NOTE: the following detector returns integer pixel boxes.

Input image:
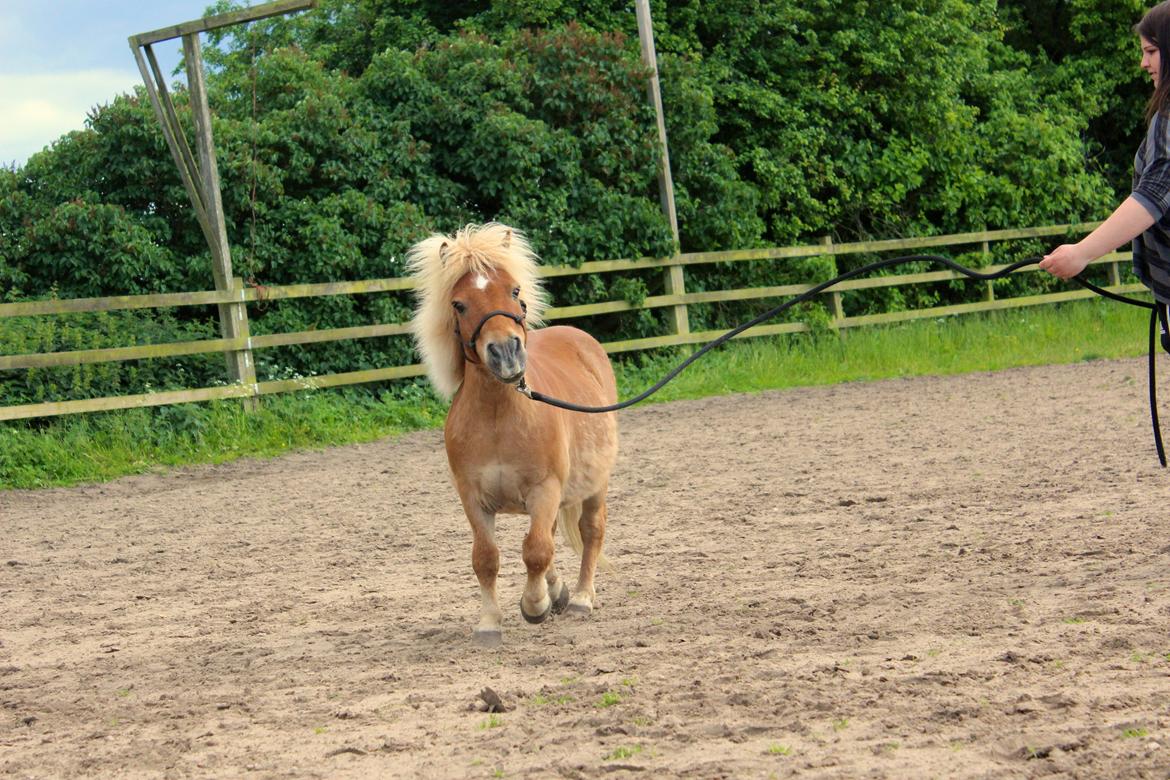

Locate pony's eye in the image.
[512,288,520,299]
[452,301,466,314]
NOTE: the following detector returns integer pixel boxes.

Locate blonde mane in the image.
[408,223,549,398]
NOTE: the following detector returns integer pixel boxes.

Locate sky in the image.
[0,1,225,167]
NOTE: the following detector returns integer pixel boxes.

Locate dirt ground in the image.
[3,357,1170,779]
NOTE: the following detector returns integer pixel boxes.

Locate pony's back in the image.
[525,325,617,408]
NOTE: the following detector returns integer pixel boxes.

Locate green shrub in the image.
[0,1,1143,406]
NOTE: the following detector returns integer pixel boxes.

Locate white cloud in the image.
[0,69,143,167]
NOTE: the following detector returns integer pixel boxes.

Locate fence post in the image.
[982,240,994,302]
[231,276,257,399]
[662,261,690,340]
[634,0,688,339]
[822,236,844,326]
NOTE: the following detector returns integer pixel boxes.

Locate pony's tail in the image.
[556,503,614,573]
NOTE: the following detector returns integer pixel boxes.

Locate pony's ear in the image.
[439,241,450,265]
[502,229,512,248]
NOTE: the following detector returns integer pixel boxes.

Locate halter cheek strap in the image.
[455,302,527,363]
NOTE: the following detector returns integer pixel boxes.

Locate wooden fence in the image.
[0,222,1145,422]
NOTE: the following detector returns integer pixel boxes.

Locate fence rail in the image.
[0,222,1144,421]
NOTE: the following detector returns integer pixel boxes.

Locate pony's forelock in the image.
[408,223,548,398]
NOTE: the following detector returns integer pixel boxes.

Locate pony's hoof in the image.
[520,596,552,624]
[566,598,593,617]
[550,581,570,614]
[473,628,502,647]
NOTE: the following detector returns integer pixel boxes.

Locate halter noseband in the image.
[455,301,527,363]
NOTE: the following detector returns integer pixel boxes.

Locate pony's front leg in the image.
[544,564,571,614]
[519,482,561,624]
[460,495,504,646]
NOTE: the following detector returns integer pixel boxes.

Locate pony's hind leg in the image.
[568,492,607,616]
[461,496,504,646]
[519,482,561,624]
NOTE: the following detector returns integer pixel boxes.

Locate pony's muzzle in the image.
[485,336,526,384]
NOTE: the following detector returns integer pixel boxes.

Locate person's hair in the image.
[1138,1,1170,122]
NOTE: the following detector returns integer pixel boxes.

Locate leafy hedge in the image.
[0,0,1145,404]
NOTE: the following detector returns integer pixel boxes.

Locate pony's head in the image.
[408,223,549,398]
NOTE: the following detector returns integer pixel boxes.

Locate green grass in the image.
[604,745,643,761]
[614,297,1149,403]
[596,691,623,708]
[0,387,446,489]
[0,298,1151,490]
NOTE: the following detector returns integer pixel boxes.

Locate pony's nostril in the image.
[510,336,521,351]
[486,343,500,359]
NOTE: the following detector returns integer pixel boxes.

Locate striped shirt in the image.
[1132,111,1170,302]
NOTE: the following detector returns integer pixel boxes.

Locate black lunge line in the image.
[514,253,1166,466]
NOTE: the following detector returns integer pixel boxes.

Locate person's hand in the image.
[1039,243,1093,280]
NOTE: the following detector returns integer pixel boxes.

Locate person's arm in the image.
[1040,196,1156,280]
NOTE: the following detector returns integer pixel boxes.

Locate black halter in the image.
[455,301,527,362]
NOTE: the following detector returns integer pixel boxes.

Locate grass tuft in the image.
[596,691,622,708]
[604,745,643,761]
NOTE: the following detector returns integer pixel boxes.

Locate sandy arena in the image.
[3,357,1170,778]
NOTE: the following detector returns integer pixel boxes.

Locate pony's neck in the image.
[460,362,526,409]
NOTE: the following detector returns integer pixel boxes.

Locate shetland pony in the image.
[408,223,619,645]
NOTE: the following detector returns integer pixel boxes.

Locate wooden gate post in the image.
[182,33,257,404]
[634,0,689,339]
[130,1,316,407]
